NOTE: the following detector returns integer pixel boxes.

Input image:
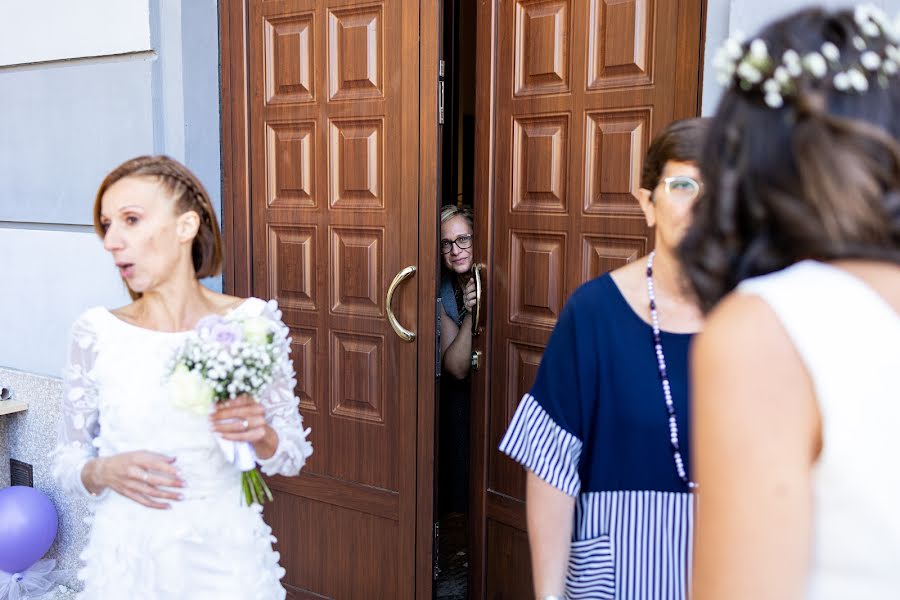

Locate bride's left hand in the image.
[210,395,269,444]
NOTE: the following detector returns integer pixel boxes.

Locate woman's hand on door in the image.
[463,278,477,312]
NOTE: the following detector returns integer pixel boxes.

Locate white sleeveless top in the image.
[738,261,900,600]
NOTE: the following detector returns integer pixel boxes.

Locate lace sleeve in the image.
[255,300,313,477]
[52,312,109,500]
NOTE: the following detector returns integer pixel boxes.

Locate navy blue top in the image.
[530,273,694,493]
[500,272,697,599]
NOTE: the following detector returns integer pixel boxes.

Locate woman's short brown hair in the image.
[93,155,224,291]
[640,118,711,191]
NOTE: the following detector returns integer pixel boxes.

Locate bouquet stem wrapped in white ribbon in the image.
[168,312,282,505]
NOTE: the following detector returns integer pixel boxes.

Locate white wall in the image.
[0,0,151,67]
[703,0,900,114]
[0,0,222,377]
[0,228,130,376]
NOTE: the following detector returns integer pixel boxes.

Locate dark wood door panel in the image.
[485,518,533,600]
[223,0,426,597]
[472,0,705,597]
[269,489,400,599]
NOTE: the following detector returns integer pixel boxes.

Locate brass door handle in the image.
[386,266,417,342]
[471,263,484,336]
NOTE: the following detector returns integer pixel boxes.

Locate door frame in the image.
[219,2,441,597]
[467,1,709,598]
[468,0,498,596]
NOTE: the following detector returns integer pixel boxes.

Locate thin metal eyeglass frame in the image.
[661,176,702,200]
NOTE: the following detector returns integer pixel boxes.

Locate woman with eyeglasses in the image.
[500,118,710,600]
[437,204,477,522]
[439,204,477,380]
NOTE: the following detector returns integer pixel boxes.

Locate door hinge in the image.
[433,520,441,580]
[436,298,443,378]
[438,60,446,125]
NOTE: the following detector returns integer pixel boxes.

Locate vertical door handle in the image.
[386,266,417,342]
[471,263,484,336]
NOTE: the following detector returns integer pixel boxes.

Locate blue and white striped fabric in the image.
[498,394,582,496]
[574,491,694,600]
[501,396,694,600]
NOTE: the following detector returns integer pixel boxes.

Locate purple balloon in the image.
[0,486,58,573]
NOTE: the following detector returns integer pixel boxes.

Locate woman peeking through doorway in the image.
[439,204,477,380]
[437,203,476,543]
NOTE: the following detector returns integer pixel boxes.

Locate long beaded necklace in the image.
[646,251,697,489]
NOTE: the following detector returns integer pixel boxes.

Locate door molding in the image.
[470,0,499,598]
[219,0,252,298]
[417,0,441,597]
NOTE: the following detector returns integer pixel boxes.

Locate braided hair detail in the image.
[93,155,224,299]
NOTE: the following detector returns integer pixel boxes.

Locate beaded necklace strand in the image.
[646,251,697,489]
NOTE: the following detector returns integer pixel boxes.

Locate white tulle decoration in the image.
[0,560,73,600]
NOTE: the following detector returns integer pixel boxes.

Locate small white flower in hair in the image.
[763,79,780,94]
[861,51,882,71]
[773,66,790,84]
[834,72,851,91]
[737,60,763,84]
[855,4,873,23]
[886,45,900,64]
[724,37,743,60]
[783,50,803,76]
[803,53,828,78]
[750,39,769,61]
[884,59,898,75]
[853,36,868,51]
[713,46,737,84]
[855,5,884,38]
[821,42,840,63]
[765,91,784,108]
[848,68,869,92]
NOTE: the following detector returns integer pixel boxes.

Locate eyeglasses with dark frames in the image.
[440,234,474,255]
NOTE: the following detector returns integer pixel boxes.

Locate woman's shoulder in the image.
[232,296,284,322]
[565,271,619,316]
[71,306,114,334]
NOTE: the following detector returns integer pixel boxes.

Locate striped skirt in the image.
[567,490,694,600]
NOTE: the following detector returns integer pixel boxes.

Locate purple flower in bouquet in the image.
[211,321,242,347]
[196,314,226,336]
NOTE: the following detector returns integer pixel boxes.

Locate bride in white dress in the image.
[52,156,313,599]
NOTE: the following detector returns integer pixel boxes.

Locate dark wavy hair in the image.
[679,7,900,312]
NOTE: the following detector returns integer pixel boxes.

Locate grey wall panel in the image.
[182,0,222,223]
[0,58,155,225]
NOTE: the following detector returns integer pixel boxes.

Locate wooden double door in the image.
[221,0,704,597]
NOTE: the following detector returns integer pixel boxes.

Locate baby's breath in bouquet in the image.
[168,312,283,505]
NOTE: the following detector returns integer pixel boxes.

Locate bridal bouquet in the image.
[167,311,281,505]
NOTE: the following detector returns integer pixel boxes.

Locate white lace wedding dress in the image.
[52,298,313,600]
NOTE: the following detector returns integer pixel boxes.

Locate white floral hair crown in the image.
[714,4,900,108]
